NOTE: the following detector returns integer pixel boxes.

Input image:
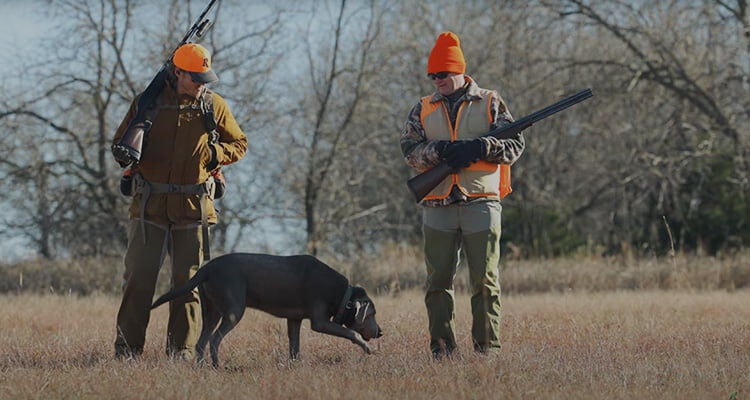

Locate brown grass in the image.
[0,290,747,399]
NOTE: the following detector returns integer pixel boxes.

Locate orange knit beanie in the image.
[427,31,466,74]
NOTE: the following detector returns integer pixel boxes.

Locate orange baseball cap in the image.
[427,32,466,75]
[173,43,218,83]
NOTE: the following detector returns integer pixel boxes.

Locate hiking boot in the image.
[114,346,142,361]
[168,349,195,362]
[431,343,457,361]
[474,343,501,357]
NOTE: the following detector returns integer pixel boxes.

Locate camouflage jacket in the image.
[400,76,525,206]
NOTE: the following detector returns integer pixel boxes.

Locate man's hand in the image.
[443,138,486,169]
[434,140,460,159]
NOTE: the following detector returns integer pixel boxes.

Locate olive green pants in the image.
[114,220,203,358]
[423,200,502,354]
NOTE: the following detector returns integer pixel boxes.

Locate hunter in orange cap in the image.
[112,40,246,361]
[400,31,525,359]
[173,43,219,84]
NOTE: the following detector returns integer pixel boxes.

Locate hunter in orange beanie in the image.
[401,31,526,360]
[427,31,466,74]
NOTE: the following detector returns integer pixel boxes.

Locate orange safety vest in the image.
[420,92,512,200]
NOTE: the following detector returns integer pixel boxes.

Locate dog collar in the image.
[333,285,353,324]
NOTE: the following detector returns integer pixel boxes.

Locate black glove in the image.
[434,140,460,159]
[443,139,486,169]
[119,169,134,196]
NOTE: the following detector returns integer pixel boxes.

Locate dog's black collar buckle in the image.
[333,285,353,324]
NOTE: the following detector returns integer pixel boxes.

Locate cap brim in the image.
[189,70,218,84]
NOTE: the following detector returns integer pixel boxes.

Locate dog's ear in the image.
[351,286,367,298]
[353,300,371,325]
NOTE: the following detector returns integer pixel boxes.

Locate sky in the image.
[0,1,49,78]
[0,2,47,46]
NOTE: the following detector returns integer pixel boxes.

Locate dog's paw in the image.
[351,333,372,354]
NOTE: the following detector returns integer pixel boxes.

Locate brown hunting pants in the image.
[114,220,203,358]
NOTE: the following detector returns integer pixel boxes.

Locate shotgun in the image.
[112,0,218,167]
[406,88,594,202]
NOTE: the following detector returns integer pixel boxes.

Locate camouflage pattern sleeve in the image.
[481,91,525,165]
[400,101,445,172]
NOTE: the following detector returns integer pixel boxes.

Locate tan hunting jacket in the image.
[112,84,247,226]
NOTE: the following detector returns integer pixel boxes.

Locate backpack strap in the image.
[200,89,226,199]
[200,89,218,143]
[198,89,221,260]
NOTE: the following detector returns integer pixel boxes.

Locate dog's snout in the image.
[357,318,382,341]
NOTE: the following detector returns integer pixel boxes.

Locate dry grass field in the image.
[0,289,747,399]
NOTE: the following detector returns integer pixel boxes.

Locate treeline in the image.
[0,0,747,263]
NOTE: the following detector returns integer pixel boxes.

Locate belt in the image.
[132,174,216,261]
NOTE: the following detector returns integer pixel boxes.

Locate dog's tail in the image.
[151,264,211,309]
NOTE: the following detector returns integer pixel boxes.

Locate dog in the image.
[151,253,383,367]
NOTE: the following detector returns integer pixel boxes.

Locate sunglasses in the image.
[176,69,201,84]
[428,71,452,80]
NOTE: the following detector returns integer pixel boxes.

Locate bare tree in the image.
[0,0,141,258]
[275,0,392,256]
[1,0,747,262]
[534,0,749,254]
[0,0,288,259]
